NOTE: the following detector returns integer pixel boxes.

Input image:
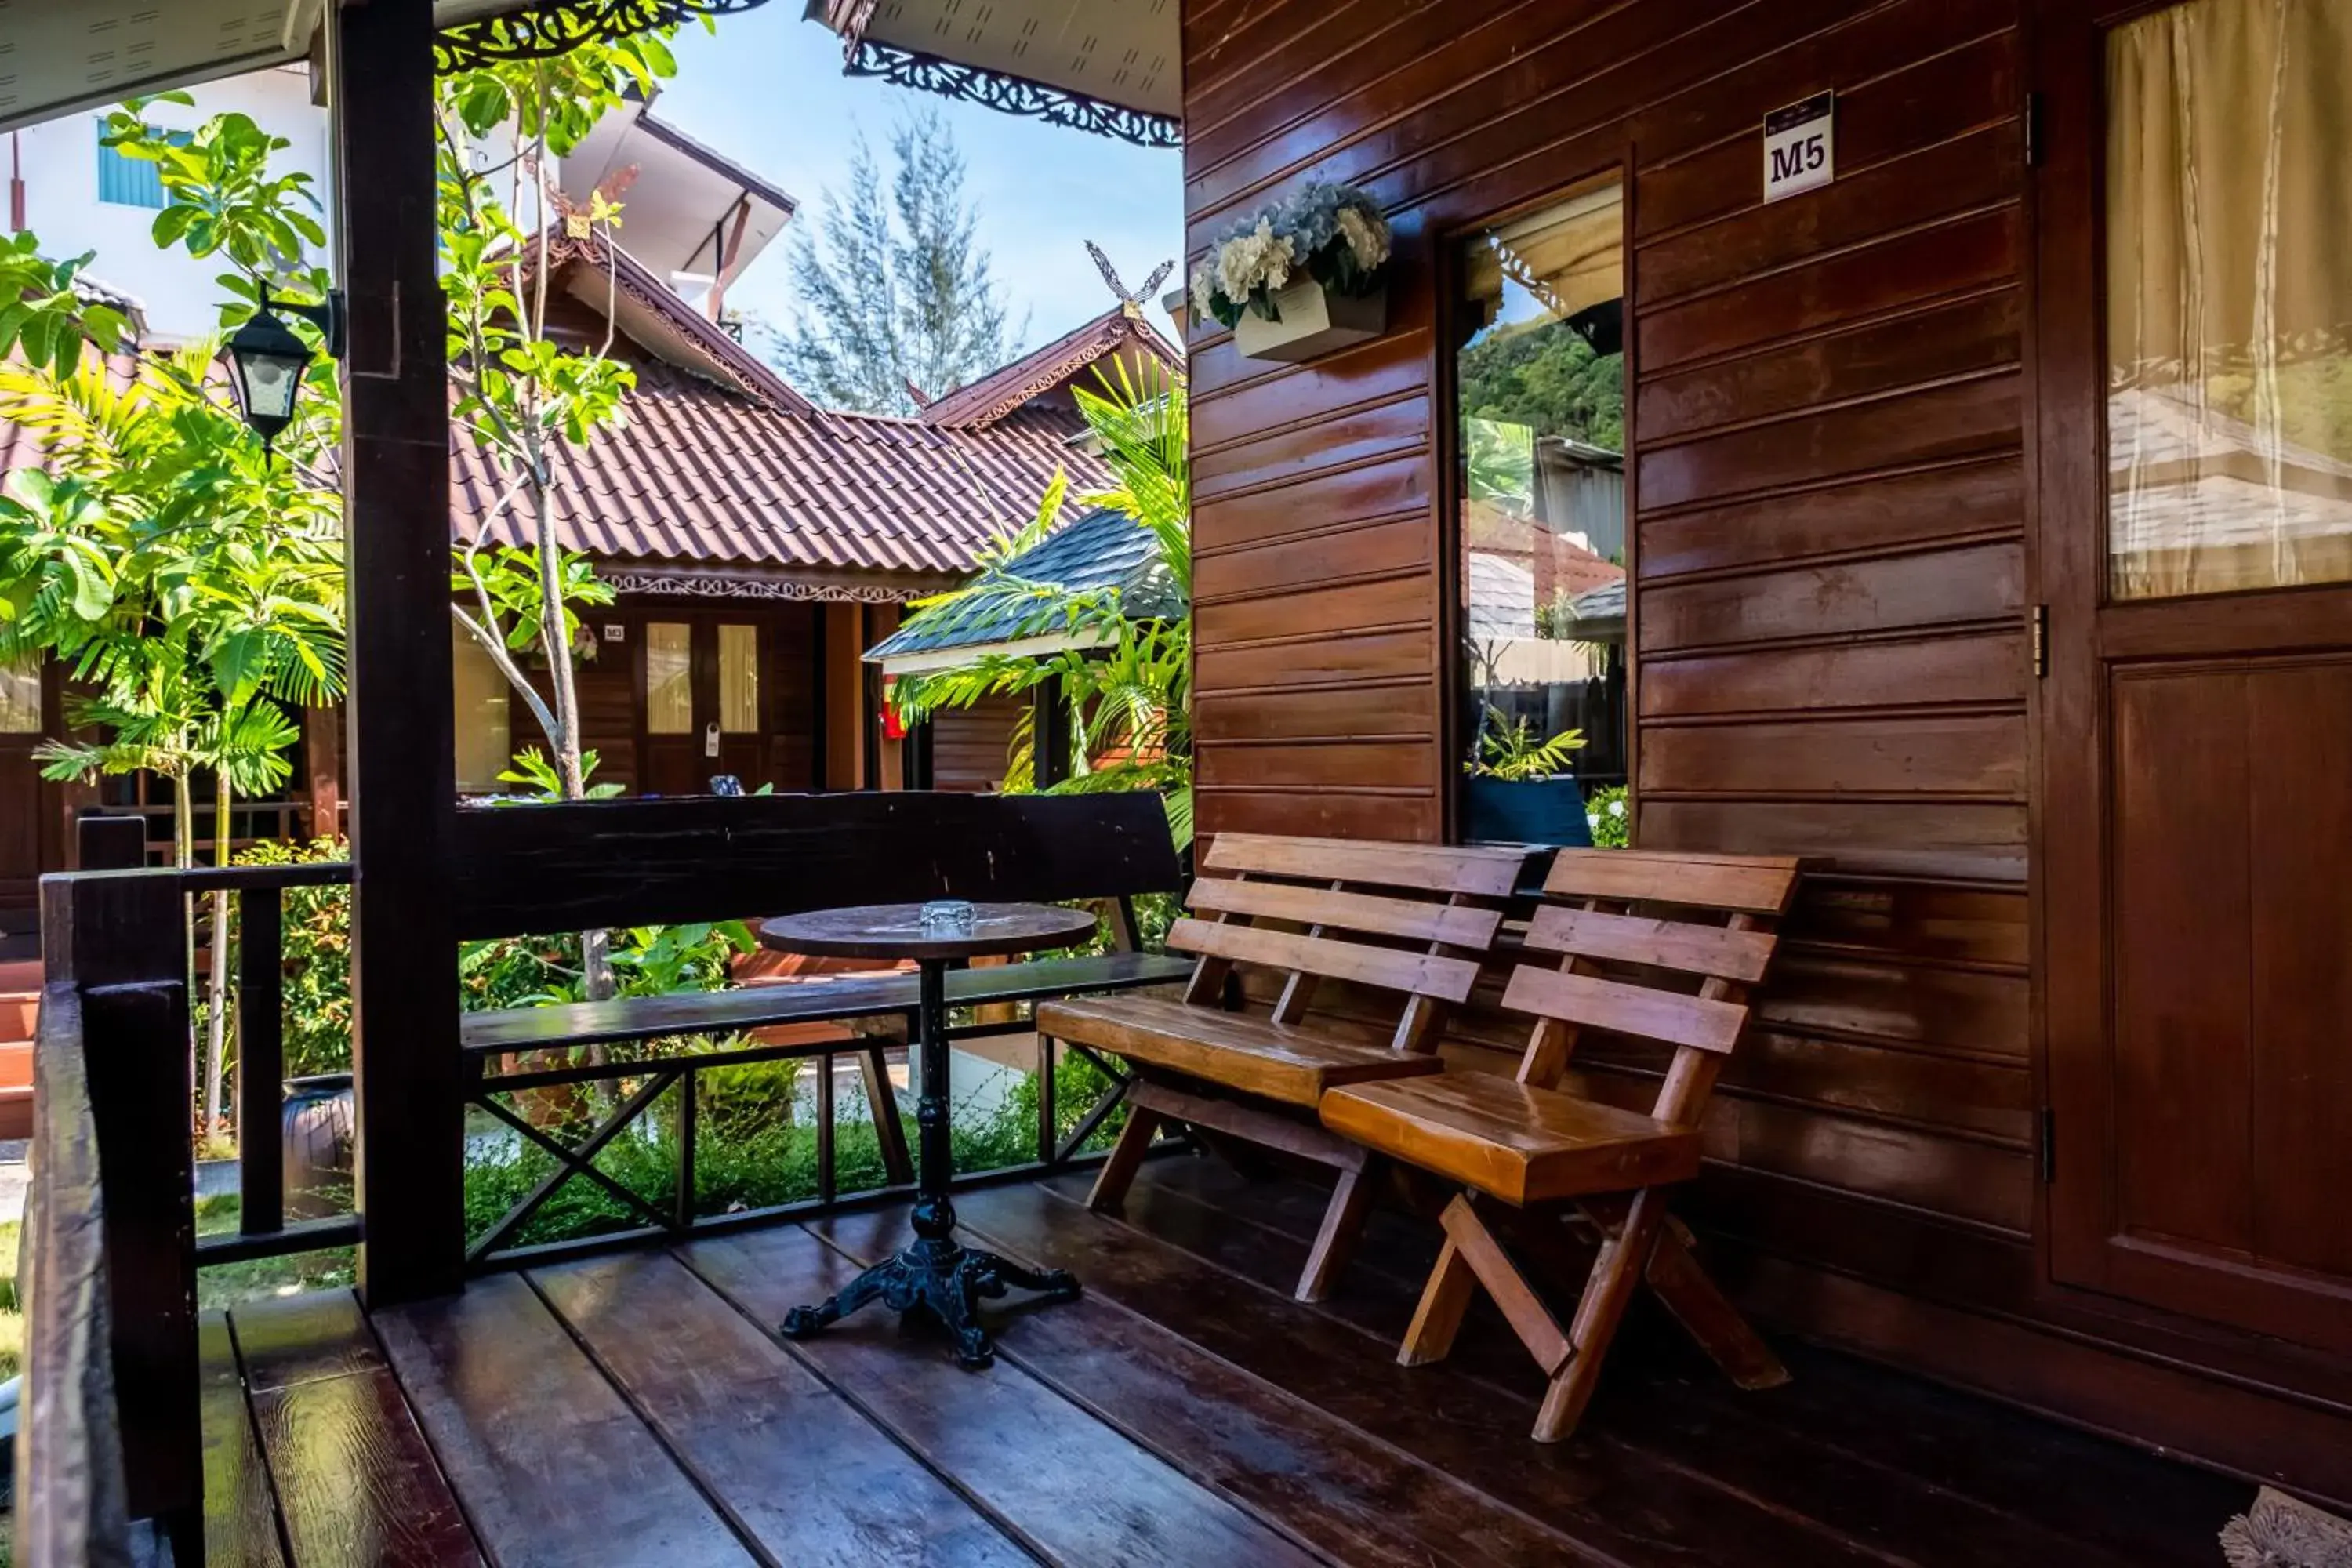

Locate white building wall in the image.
[9,66,333,347]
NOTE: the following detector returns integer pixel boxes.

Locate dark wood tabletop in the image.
[759,902,1099,962]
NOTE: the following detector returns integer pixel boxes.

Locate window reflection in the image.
[1455,183,1628,843]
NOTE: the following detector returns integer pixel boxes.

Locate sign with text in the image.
[1763,93,1835,202]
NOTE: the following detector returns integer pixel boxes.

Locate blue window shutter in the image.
[95,123,165,209]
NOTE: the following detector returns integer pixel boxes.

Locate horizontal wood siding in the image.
[931,696,1023,793]
[1181,0,2352,1486]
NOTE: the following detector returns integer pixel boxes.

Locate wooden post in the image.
[823,604,864,789]
[41,869,199,1550]
[305,703,343,840]
[76,811,148,873]
[1034,672,1073,787]
[328,0,465,1306]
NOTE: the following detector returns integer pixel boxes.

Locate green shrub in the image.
[1585,784,1630,848]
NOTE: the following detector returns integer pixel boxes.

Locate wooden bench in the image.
[454,791,1190,1197]
[1037,833,1533,1302]
[1319,848,1802,1443]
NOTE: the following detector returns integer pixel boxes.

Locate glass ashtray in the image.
[919,898,978,933]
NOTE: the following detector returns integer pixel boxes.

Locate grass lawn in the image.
[0,1218,19,1382]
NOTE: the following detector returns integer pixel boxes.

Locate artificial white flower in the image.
[1218,218,1296,303]
[1334,205,1391,270]
[1189,258,1220,321]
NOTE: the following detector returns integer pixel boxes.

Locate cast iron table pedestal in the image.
[757,901,1097,1368]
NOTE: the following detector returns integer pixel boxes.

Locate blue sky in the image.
[659,9,1186,357]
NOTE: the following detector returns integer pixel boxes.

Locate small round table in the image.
[758,901,1098,1367]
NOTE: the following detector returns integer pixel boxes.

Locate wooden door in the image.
[0,657,48,931]
[2037,0,2352,1351]
[638,617,765,797]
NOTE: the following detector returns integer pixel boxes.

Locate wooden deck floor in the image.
[200,1159,2253,1566]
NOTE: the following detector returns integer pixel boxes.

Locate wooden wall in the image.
[929,696,1024,793]
[1182,0,2352,1499]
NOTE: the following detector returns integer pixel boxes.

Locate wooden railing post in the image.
[237,886,285,1237]
[75,812,148,873]
[328,0,464,1306]
[39,868,199,1553]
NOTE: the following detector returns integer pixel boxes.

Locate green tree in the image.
[1458,317,1624,453]
[436,31,708,1000]
[767,107,1021,415]
[0,342,343,1134]
[47,101,348,1134]
[891,361,1192,848]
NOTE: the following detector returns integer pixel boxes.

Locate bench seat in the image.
[1320,1073,1700,1207]
[463,950,1195,1056]
[1039,993,1446,1108]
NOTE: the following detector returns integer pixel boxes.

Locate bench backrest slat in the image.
[1507,848,1804,1130]
[1541,848,1802,916]
[1169,917,1485,1004]
[1206,833,1527,899]
[1524,906,1777,983]
[1188,877,1505,949]
[1178,835,1528,1051]
[1501,966,1748,1054]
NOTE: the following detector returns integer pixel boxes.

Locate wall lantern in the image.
[223,285,345,450]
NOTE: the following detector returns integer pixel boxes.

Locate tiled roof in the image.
[457,366,1108,575]
[865,503,1180,663]
[918,305,1179,430]
[456,235,1112,575]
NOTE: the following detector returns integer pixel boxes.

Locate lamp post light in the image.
[223,285,344,451]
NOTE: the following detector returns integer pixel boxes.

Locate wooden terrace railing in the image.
[20,791,1187,1557]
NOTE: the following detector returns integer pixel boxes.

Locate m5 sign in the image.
[1763,93,1835,202]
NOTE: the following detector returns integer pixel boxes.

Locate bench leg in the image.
[1577,1199,1790,1391]
[1295,1155,1377,1304]
[1399,1235,1479,1367]
[1087,1105,1163,1215]
[859,1044,913,1188]
[1536,1186,1671,1443]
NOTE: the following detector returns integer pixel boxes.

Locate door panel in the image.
[641,620,701,797]
[2109,666,2252,1254]
[2248,660,2352,1278]
[713,622,764,785]
[2038,0,2352,1352]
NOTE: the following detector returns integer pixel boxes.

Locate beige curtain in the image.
[2106,0,2352,598]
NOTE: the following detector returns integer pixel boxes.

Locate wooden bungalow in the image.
[5,0,2350,1563]
[814,0,2352,1509]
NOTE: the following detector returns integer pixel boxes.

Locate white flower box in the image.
[1232,278,1386,364]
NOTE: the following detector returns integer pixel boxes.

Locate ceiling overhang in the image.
[0,0,774,136]
[805,0,1180,149]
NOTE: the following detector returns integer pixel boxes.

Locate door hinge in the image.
[2024,92,2043,167]
[2030,604,2049,679]
[2040,1107,2056,1183]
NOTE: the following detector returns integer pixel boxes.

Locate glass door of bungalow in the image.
[641,617,764,796]
[2038,0,2352,1350]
